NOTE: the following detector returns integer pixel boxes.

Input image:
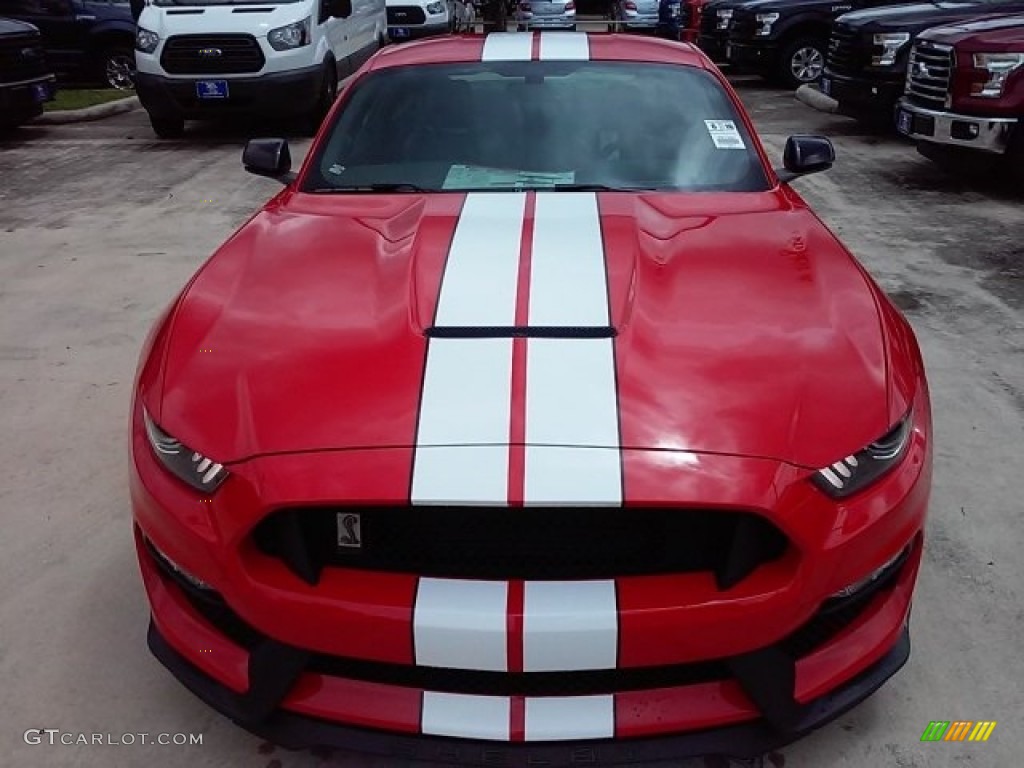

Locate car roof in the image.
[365,32,712,71]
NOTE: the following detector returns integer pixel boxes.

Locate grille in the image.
[825,22,861,76]
[253,505,789,588]
[0,36,48,84]
[698,5,721,34]
[905,40,953,109]
[387,5,427,23]
[160,34,265,75]
[727,9,756,40]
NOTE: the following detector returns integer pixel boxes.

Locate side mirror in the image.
[777,135,835,183]
[327,0,352,18]
[242,138,295,184]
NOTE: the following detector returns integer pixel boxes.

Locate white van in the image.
[134,0,386,137]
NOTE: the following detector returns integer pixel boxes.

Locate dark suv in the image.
[0,16,55,128]
[0,0,135,89]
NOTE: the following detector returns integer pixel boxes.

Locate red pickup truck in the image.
[896,14,1024,181]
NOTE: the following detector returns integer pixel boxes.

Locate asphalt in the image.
[0,74,1021,768]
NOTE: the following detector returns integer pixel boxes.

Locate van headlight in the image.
[812,412,913,498]
[143,409,228,492]
[426,1,445,12]
[268,16,312,50]
[135,27,159,54]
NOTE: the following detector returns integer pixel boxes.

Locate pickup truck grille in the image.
[0,35,48,84]
[387,5,427,23]
[905,40,952,109]
[727,8,756,39]
[160,34,265,75]
[825,22,861,76]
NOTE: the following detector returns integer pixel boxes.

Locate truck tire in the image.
[149,114,185,139]
[1008,127,1024,187]
[101,44,137,90]
[776,36,826,90]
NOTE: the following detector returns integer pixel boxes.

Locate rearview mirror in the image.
[777,135,835,183]
[327,0,352,18]
[242,138,295,185]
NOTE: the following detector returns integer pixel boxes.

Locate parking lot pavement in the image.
[1,79,1021,768]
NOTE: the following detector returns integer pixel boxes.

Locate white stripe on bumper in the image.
[525,695,615,740]
[414,578,509,670]
[522,580,618,671]
[421,692,511,740]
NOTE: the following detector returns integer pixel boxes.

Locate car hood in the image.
[731,0,832,13]
[140,2,310,36]
[152,189,892,469]
[837,1,1023,31]
[918,12,1024,45]
[0,16,40,35]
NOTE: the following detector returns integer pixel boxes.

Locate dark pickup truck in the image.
[896,14,1024,180]
[0,16,55,129]
[820,0,1024,121]
[723,0,917,88]
[0,0,135,89]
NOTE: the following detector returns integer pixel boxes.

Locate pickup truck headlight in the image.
[143,409,228,492]
[871,32,909,67]
[754,12,778,36]
[135,27,159,54]
[268,16,312,50]
[716,8,732,29]
[426,1,445,12]
[971,52,1024,98]
[812,412,913,499]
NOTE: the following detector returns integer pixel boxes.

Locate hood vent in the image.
[425,325,616,339]
[167,9,205,13]
[231,6,275,11]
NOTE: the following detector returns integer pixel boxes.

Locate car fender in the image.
[772,14,830,44]
[86,19,136,54]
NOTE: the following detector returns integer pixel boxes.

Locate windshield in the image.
[303,61,770,193]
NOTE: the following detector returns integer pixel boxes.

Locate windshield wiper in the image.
[551,183,655,192]
[309,183,432,193]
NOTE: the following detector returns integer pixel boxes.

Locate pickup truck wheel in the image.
[149,115,184,139]
[777,37,825,90]
[102,45,136,90]
[1008,129,1024,186]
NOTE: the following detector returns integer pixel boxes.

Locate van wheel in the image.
[150,114,184,139]
[777,36,826,90]
[306,62,338,136]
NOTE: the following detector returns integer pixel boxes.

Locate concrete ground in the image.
[0,74,1021,768]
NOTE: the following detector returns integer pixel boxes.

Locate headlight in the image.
[812,412,912,498]
[871,32,909,67]
[268,16,311,51]
[716,8,732,29]
[143,409,228,492]
[426,1,445,12]
[135,27,159,54]
[754,12,778,36]
[971,52,1024,98]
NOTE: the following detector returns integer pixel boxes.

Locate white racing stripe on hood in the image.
[538,31,590,61]
[411,193,524,505]
[525,192,621,504]
[481,32,533,61]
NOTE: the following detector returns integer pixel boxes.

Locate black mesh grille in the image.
[0,36,48,84]
[727,9,756,40]
[825,23,861,76]
[904,41,953,109]
[252,505,789,587]
[387,5,427,23]
[160,34,265,75]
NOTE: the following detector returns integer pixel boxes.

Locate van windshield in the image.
[303,61,770,194]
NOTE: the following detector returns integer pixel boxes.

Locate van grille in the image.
[387,6,427,24]
[160,34,265,75]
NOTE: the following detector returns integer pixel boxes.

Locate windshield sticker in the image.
[704,120,746,150]
[443,165,575,190]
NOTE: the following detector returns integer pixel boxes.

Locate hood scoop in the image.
[425,325,617,339]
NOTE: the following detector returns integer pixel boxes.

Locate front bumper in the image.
[896,98,1017,154]
[696,31,728,62]
[517,14,577,28]
[725,40,777,71]
[0,74,56,126]
[134,65,322,121]
[819,69,903,120]
[388,19,450,39]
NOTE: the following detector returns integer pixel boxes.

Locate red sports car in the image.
[131,31,932,764]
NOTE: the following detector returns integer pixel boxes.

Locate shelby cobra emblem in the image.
[337,513,362,548]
